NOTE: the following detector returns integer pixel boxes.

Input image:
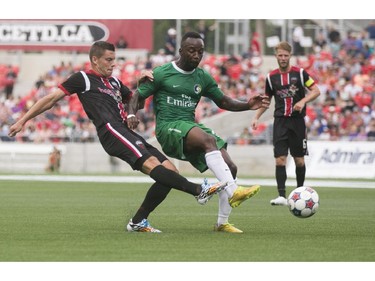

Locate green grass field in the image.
[0,179,374,262]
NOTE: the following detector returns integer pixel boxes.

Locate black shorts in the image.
[98,122,168,171]
[273,117,308,158]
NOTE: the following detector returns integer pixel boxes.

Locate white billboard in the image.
[287,141,375,179]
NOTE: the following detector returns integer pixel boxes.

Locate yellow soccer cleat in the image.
[228,185,260,208]
[214,223,243,233]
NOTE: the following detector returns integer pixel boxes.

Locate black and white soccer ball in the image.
[287,186,319,218]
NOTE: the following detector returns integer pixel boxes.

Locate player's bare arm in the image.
[127,71,153,130]
[8,90,66,137]
[127,89,144,130]
[293,84,320,113]
[251,106,268,130]
[216,93,270,112]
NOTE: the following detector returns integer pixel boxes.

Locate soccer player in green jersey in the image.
[129,31,270,233]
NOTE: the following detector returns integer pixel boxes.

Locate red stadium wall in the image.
[0,19,153,51]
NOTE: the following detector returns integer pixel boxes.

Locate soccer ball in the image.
[287,186,319,218]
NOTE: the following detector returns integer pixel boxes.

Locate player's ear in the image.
[92,56,99,65]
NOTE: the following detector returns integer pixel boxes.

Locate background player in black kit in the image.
[251,41,320,206]
[8,41,226,233]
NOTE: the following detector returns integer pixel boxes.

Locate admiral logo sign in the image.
[0,21,109,46]
[286,141,375,179]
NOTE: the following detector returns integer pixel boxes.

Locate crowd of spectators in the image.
[232,27,375,144]
[1,26,375,145]
[300,28,375,142]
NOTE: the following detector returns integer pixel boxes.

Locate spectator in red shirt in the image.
[4,65,17,99]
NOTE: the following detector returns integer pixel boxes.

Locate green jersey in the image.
[137,61,224,127]
[137,61,226,172]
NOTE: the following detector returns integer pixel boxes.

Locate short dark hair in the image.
[89,41,115,62]
[181,31,203,44]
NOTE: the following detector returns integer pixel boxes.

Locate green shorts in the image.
[156,121,227,172]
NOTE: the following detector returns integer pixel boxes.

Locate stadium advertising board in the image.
[0,19,153,51]
[287,141,375,179]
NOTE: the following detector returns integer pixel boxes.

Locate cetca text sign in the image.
[0,20,108,46]
[0,19,153,52]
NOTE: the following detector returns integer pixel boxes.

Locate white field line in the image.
[0,175,374,189]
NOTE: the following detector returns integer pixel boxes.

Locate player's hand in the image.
[126,114,140,130]
[293,100,305,113]
[137,70,154,84]
[8,122,23,137]
[251,118,258,130]
[248,93,270,110]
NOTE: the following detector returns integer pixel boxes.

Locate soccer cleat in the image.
[196,179,228,205]
[228,185,260,208]
[126,219,161,233]
[214,223,243,233]
[270,196,288,206]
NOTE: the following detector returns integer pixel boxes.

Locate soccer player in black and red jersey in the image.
[251,41,320,206]
[8,41,226,233]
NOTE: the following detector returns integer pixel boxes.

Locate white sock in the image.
[205,150,238,225]
[217,191,231,225]
[205,150,237,196]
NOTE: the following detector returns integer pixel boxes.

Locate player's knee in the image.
[202,134,218,150]
[162,160,179,173]
[137,155,160,174]
[275,156,287,166]
[294,157,305,167]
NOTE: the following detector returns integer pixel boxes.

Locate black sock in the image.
[276,165,287,197]
[149,165,200,196]
[132,182,171,224]
[296,165,306,187]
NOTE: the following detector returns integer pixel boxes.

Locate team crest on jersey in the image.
[135,140,145,149]
[194,84,202,94]
[291,77,298,84]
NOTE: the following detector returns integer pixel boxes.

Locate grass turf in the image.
[0,179,374,262]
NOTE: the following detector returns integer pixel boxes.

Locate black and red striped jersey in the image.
[265,66,315,118]
[58,69,132,130]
